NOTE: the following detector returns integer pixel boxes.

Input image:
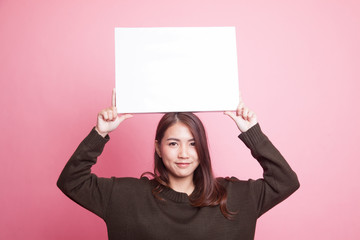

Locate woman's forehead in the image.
[163,122,194,139]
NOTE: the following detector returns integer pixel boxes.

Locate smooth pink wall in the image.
[1,0,359,239]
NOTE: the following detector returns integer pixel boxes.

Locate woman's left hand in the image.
[224,94,258,133]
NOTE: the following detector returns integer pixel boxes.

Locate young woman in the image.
[57,89,299,240]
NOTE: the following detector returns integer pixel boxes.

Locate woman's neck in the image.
[168,176,195,196]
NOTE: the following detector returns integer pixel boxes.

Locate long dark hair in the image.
[142,112,236,220]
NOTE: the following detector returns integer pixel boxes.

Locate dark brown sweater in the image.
[57,124,299,240]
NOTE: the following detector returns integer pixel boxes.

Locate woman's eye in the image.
[190,142,196,146]
[169,142,178,146]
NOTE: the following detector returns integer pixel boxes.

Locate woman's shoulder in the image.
[106,177,155,207]
[111,176,151,183]
[111,176,152,191]
[217,176,260,200]
[216,176,254,188]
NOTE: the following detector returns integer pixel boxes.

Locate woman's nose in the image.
[178,146,189,158]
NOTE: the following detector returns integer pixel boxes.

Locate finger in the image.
[103,111,109,121]
[97,112,104,121]
[236,102,244,116]
[98,110,107,120]
[237,92,245,115]
[118,114,133,122]
[224,111,237,122]
[112,88,116,107]
[123,114,133,119]
[108,110,113,121]
[248,110,254,120]
[243,108,249,120]
[112,107,118,120]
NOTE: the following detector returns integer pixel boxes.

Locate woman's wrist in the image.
[95,126,109,138]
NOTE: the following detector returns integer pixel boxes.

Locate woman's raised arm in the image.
[225,94,300,217]
[57,89,133,219]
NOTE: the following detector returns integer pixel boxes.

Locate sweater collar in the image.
[160,186,190,203]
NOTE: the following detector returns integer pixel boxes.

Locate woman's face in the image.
[156,122,200,182]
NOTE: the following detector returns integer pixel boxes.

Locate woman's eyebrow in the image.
[166,138,180,141]
[166,138,195,142]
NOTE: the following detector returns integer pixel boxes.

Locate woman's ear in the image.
[155,140,161,158]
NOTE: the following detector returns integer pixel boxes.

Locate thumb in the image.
[224,111,237,122]
[118,114,134,122]
[224,111,247,132]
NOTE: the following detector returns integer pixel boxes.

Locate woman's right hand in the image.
[224,93,258,133]
[95,88,133,137]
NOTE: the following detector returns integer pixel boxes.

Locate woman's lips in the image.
[175,162,191,168]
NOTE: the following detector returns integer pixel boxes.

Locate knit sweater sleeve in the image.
[238,123,300,218]
[57,127,114,220]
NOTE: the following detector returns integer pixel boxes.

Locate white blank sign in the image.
[115,27,239,113]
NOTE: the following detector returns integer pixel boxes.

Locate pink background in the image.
[1,0,359,239]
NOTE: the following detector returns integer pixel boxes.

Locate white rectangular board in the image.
[115,27,239,113]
